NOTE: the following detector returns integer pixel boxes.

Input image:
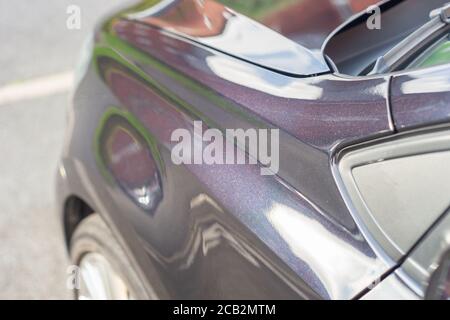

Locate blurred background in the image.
[0,0,125,299]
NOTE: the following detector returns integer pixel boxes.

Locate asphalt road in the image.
[0,0,126,299]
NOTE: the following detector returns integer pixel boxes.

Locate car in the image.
[57,0,450,300]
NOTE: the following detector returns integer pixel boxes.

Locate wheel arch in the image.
[63,195,95,249]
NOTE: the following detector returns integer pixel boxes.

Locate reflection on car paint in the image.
[95,109,164,214]
[92,48,390,298]
[60,0,404,300]
[124,0,330,76]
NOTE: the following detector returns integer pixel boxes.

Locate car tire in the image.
[69,213,147,300]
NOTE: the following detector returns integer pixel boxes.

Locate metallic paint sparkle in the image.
[56,0,450,300]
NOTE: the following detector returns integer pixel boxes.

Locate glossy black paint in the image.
[56,0,450,299]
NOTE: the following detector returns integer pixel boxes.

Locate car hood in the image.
[124,0,331,77]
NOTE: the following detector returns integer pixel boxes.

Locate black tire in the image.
[69,213,148,299]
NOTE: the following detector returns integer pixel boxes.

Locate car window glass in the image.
[409,35,450,69]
